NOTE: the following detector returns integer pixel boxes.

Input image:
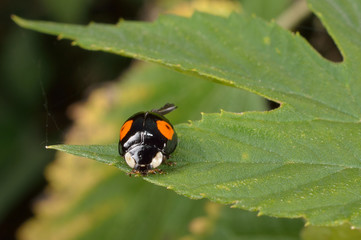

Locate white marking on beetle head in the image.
[151,152,163,168]
[124,152,136,168]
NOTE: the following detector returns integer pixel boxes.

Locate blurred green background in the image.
[1,0,142,238]
[1,0,342,239]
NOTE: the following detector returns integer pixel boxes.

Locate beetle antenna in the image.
[152,103,177,115]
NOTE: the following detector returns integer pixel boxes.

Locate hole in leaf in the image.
[295,14,343,63]
[267,100,280,110]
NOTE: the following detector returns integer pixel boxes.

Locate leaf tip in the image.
[45,144,63,151]
[57,34,64,40]
[199,193,206,198]
[11,15,26,27]
[11,14,19,21]
[257,211,264,217]
[230,200,240,208]
[116,18,125,26]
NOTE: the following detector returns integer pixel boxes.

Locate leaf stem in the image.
[276,0,311,30]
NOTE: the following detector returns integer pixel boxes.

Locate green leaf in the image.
[13,0,361,228]
[19,64,272,240]
[21,63,303,240]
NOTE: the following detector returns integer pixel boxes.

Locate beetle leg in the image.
[163,157,176,166]
[147,168,165,175]
[127,169,142,177]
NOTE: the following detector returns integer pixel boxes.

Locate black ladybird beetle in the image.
[118,103,178,176]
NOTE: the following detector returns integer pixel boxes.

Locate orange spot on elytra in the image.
[120,120,133,140]
[157,120,174,140]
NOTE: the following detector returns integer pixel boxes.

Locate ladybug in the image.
[118,103,178,176]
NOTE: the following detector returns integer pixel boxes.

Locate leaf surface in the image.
[20,63,277,240]
[13,0,361,228]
